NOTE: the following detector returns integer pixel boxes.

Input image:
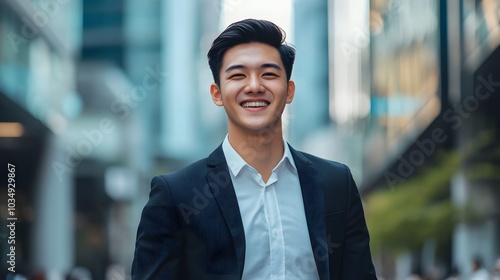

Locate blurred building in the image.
[365,0,500,278]
[0,0,81,278]
[289,0,330,147]
[290,0,500,279]
[1,0,222,279]
[75,0,223,278]
[449,0,500,278]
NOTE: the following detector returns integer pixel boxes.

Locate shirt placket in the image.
[263,178,285,280]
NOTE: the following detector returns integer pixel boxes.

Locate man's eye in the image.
[263,73,278,77]
[229,74,245,79]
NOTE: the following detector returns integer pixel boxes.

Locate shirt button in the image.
[272,228,279,237]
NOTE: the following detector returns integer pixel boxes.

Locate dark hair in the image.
[473,256,483,268]
[207,18,295,86]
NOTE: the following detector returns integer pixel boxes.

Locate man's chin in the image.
[245,122,282,136]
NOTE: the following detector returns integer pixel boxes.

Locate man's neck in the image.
[228,128,285,183]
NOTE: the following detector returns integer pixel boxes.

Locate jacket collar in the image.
[205,144,245,278]
[207,144,226,167]
[289,145,329,280]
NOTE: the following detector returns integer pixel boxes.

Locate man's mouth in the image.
[241,101,270,108]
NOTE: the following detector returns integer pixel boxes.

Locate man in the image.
[492,258,500,280]
[470,257,490,280]
[132,19,377,280]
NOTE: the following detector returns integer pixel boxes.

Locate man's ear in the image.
[286,80,295,104]
[210,83,224,106]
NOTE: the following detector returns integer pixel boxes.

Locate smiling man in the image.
[132,19,377,280]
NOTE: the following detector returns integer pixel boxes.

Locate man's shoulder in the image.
[293,148,349,173]
[292,149,355,199]
[157,156,211,183]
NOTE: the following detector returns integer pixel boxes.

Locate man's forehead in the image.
[221,43,283,69]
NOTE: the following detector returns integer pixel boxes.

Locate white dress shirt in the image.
[222,136,320,280]
[471,268,490,280]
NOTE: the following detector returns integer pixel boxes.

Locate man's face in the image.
[210,42,295,135]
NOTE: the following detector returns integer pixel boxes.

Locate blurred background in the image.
[0,0,499,279]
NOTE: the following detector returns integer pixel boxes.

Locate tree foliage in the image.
[365,151,459,254]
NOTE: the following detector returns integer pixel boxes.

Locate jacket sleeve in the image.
[340,165,378,279]
[131,176,184,279]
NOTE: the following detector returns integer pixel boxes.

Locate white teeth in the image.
[242,101,269,108]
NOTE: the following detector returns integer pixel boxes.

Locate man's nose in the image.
[244,75,264,94]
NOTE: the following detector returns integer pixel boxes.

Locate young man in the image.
[132,19,377,280]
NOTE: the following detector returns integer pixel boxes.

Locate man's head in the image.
[472,257,483,272]
[207,19,296,137]
[207,19,295,86]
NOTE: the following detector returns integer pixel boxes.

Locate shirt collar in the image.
[222,134,297,177]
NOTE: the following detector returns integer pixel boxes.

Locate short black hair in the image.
[207,18,295,86]
[473,256,483,268]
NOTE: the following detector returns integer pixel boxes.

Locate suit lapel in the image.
[206,145,246,277]
[289,145,330,280]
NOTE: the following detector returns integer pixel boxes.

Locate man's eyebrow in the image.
[260,63,282,71]
[225,63,282,73]
[225,65,246,72]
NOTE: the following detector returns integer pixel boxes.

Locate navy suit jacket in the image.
[132,144,377,279]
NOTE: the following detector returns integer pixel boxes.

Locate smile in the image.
[241,101,270,108]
